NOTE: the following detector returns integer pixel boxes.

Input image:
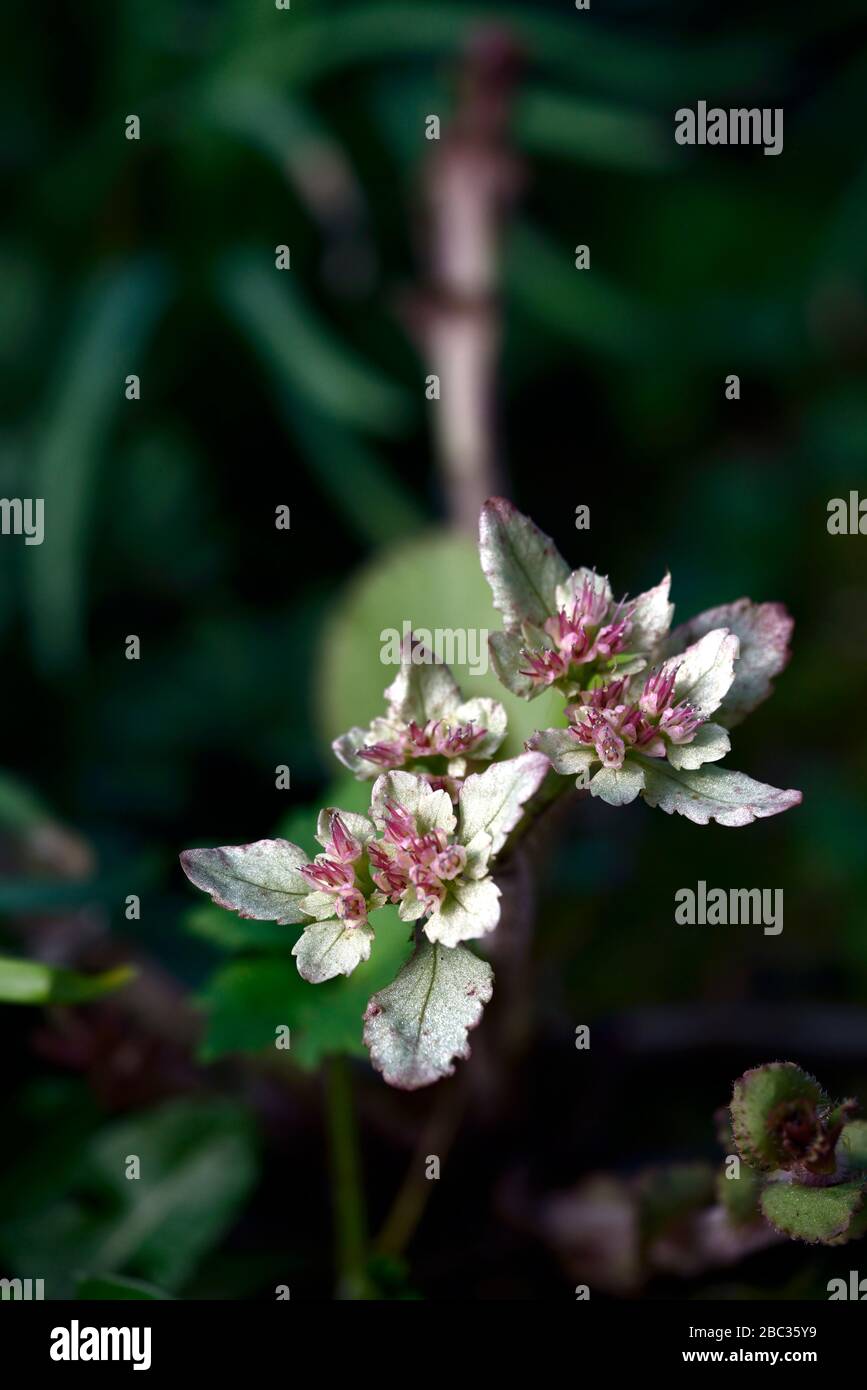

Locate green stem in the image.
[324,1055,369,1299]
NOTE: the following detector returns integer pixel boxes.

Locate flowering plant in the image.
[181,500,801,1089]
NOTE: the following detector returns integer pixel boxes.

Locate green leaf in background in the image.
[316,528,565,761]
[76,1274,173,1300]
[0,1098,257,1297]
[0,956,134,1006]
[717,1161,764,1228]
[198,905,413,1067]
[27,259,169,674]
[187,905,299,953]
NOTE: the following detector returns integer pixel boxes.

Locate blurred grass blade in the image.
[506,221,658,362]
[0,771,51,832]
[0,956,134,1006]
[228,3,780,102]
[219,250,409,434]
[517,88,674,173]
[27,260,169,674]
[284,395,424,545]
[76,1274,173,1300]
[199,79,368,225]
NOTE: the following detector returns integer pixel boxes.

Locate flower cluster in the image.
[298,812,375,928]
[520,575,636,690]
[567,666,708,769]
[333,633,506,795]
[368,800,467,910]
[181,498,802,1090]
[482,498,800,826]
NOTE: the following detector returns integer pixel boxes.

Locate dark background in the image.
[1,0,866,1299]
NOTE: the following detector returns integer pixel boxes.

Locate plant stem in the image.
[324,1055,369,1299]
[374,1079,467,1258]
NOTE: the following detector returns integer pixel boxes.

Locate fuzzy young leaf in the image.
[731,1063,826,1172]
[363,938,493,1090]
[479,497,570,629]
[180,839,311,924]
[760,1180,866,1245]
[638,760,802,827]
[666,599,793,728]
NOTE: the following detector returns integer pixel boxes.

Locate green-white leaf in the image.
[363,938,493,1090]
[180,839,310,924]
[0,956,134,1006]
[529,727,595,782]
[452,698,508,759]
[663,628,739,720]
[638,760,802,827]
[292,920,374,984]
[314,807,376,849]
[590,762,645,806]
[666,722,731,771]
[458,752,549,871]
[488,630,539,699]
[627,573,674,652]
[426,877,501,947]
[665,600,793,728]
[370,771,456,836]
[479,497,570,629]
[383,635,463,723]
